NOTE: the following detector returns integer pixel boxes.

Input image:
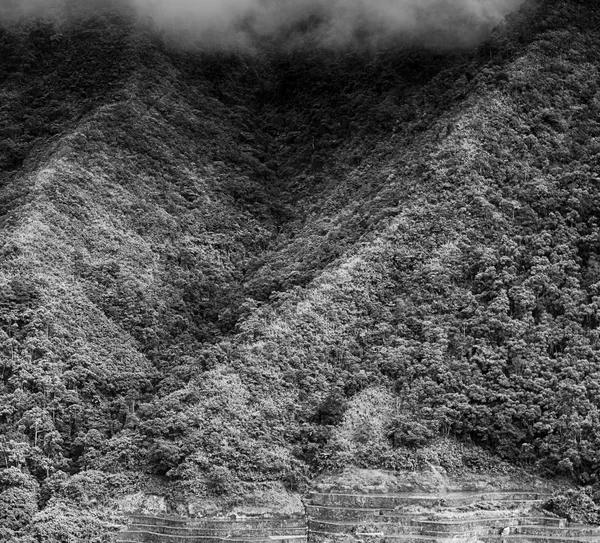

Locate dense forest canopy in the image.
[2,0,600,540]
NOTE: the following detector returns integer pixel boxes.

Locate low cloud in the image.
[130,0,525,49]
[0,0,524,49]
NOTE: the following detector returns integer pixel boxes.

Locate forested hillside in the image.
[2,0,600,540]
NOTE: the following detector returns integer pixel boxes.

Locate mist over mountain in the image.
[130,0,525,49]
[1,0,523,49]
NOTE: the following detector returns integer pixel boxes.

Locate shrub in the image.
[544,488,600,525]
[0,487,38,533]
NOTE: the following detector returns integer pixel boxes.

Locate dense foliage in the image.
[544,487,600,525]
[2,0,600,538]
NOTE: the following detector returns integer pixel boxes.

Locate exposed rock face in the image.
[118,493,169,516]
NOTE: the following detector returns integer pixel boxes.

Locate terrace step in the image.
[306,492,548,509]
[480,536,600,543]
[127,523,307,537]
[117,530,308,543]
[307,517,579,535]
[127,514,306,529]
[514,527,600,538]
[305,504,557,522]
[307,521,593,538]
[416,517,567,530]
[309,533,600,543]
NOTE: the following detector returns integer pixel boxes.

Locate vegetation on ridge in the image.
[2,0,600,539]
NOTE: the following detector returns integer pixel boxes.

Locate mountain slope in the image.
[2,0,600,540]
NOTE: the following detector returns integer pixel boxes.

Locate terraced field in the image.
[115,488,600,543]
[304,489,600,543]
